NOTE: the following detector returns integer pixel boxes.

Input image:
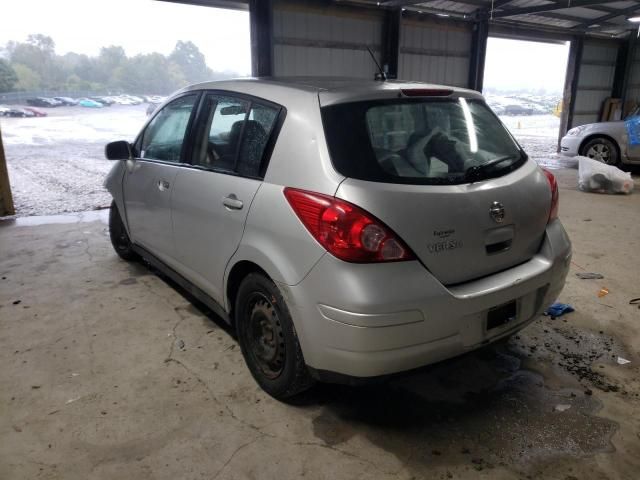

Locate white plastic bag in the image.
[577,156,634,194]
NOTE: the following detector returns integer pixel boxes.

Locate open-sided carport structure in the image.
[164,0,640,129]
[2,0,640,216]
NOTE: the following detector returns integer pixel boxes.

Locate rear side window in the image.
[322,98,524,185]
[193,94,281,178]
[141,95,197,162]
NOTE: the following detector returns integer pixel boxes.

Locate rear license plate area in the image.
[487,301,517,331]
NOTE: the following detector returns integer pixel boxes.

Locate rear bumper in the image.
[283,220,571,378]
[560,136,581,156]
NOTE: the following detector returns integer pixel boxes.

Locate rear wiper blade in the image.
[464,155,515,181]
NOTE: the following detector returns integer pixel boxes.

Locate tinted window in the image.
[237,104,280,177]
[194,96,249,171]
[141,95,196,162]
[322,98,524,185]
[193,94,280,178]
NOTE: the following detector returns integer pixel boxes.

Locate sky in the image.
[0,0,252,75]
[484,37,570,93]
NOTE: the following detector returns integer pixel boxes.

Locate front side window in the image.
[193,94,280,178]
[140,95,197,162]
[322,97,524,185]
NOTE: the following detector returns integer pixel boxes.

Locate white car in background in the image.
[560,110,640,166]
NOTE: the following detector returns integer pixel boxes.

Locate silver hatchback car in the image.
[105,78,571,399]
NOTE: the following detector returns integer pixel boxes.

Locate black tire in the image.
[108,201,138,261]
[235,273,314,399]
[580,137,619,166]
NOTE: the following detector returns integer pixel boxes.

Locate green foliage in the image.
[2,34,235,94]
[0,59,18,92]
[12,64,41,91]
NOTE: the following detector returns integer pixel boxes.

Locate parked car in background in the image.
[27,97,62,108]
[78,98,104,108]
[90,96,114,106]
[111,96,137,105]
[115,94,142,105]
[53,96,78,106]
[560,109,640,166]
[0,106,33,117]
[104,78,571,399]
[23,107,48,117]
[503,105,533,116]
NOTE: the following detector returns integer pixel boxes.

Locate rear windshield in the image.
[321,97,525,185]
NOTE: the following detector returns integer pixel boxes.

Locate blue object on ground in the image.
[625,116,640,146]
[544,303,574,318]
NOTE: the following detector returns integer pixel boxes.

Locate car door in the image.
[123,93,199,266]
[171,92,282,305]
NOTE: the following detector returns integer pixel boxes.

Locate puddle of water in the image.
[307,344,617,474]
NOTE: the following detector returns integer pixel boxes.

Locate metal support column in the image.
[613,34,637,110]
[468,20,489,92]
[249,0,273,77]
[0,126,15,217]
[558,36,584,149]
[382,8,401,79]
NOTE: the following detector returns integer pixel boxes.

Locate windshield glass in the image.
[321,98,525,185]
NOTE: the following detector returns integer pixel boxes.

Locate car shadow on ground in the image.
[135,257,617,473]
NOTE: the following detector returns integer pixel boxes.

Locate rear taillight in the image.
[283,188,415,263]
[543,169,559,222]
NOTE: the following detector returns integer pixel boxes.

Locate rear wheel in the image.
[108,201,138,261]
[581,137,619,166]
[235,273,314,399]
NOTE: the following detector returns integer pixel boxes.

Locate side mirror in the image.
[105,140,133,160]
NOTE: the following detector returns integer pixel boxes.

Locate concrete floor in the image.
[1,168,639,480]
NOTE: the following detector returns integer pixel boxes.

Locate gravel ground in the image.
[1,105,147,216]
[1,109,575,217]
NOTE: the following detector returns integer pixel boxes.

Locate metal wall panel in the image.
[626,41,640,103]
[272,2,384,78]
[572,40,618,126]
[398,18,471,87]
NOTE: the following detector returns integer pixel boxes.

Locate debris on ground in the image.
[177,339,185,350]
[554,404,571,412]
[598,288,610,298]
[577,156,634,194]
[617,357,631,365]
[544,303,575,319]
[576,272,604,280]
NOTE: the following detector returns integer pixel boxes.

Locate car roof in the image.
[180,77,484,106]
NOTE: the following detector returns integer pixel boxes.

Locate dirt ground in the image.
[1,168,639,480]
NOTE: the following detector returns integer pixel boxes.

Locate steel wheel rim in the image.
[587,143,611,163]
[246,292,285,380]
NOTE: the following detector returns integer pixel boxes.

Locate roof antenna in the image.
[366,46,387,81]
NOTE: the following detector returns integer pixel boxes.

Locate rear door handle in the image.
[157,180,170,191]
[223,194,243,210]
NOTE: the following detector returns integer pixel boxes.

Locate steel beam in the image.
[382,8,402,78]
[573,3,640,30]
[0,126,15,217]
[249,0,273,77]
[613,35,638,108]
[559,36,584,146]
[468,19,488,92]
[491,1,622,19]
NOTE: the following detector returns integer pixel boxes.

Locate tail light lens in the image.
[542,169,559,222]
[283,188,415,263]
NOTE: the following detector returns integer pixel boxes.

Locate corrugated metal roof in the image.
[356,0,640,38]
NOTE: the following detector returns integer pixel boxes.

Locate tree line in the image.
[0,34,239,94]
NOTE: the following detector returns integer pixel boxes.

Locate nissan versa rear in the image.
[105,78,571,399]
